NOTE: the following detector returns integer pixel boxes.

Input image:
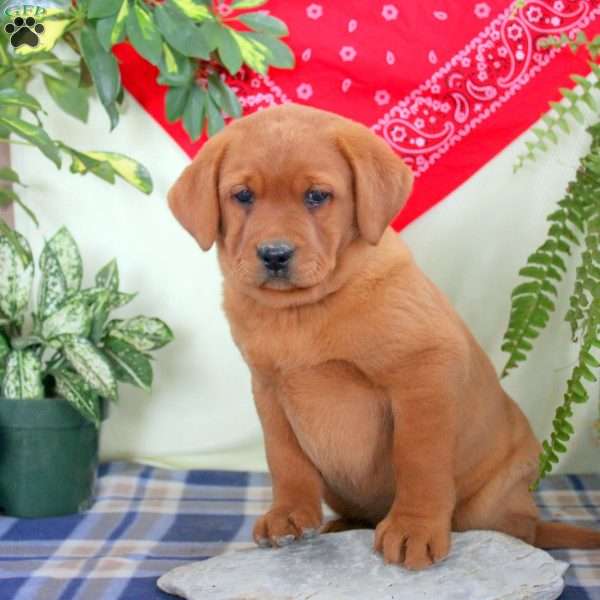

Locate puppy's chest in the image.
[233,312,341,372]
[276,361,394,504]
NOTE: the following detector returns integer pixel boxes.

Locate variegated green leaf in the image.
[112,0,130,44]
[0,232,33,324]
[246,32,294,68]
[106,316,174,351]
[183,85,207,140]
[11,335,43,350]
[0,115,61,168]
[43,73,89,123]
[78,263,124,342]
[38,228,82,319]
[71,287,110,340]
[88,0,122,19]
[54,368,101,426]
[0,333,9,385]
[89,289,111,344]
[0,88,42,115]
[1,350,43,399]
[95,258,119,290]
[0,220,31,266]
[73,287,109,307]
[84,152,153,194]
[231,0,268,8]
[41,299,91,341]
[0,37,10,66]
[207,73,242,118]
[213,24,243,75]
[158,44,193,86]
[103,336,153,391]
[40,227,82,292]
[112,291,138,309]
[126,1,163,65]
[80,24,121,129]
[154,3,210,59]
[37,253,66,320]
[231,31,269,74]
[76,287,136,311]
[171,0,212,20]
[237,12,288,36]
[94,0,129,50]
[166,84,191,122]
[0,334,9,359]
[161,42,179,74]
[61,335,118,400]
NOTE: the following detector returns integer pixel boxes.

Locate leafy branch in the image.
[0,0,294,220]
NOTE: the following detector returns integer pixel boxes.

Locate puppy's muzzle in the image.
[257,241,295,278]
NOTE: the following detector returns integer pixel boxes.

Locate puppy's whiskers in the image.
[295,258,329,287]
[232,260,258,286]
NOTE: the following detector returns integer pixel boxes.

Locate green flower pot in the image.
[0,397,106,518]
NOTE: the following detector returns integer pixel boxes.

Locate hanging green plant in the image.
[0,0,294,221]
[502,31,600,485]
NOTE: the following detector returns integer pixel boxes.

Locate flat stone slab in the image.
[157,529,568,600]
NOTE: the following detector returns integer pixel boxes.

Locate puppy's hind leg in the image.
[490,507,538,545]
[453,452,540,545]
[454,489,538,545]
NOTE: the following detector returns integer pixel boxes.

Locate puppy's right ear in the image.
[168,134,227,251]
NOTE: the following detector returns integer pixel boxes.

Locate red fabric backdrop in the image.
[116,0,600,229]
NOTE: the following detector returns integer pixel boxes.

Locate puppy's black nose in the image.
[257,242,295,272]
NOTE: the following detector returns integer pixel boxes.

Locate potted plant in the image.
[0,225,173,517]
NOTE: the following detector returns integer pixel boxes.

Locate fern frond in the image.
[535,300,600,485]
[502,124,600,377]
[565,128,600,339]
[514,31,600,172]
[539,32,600,58]
[530,125,600,484]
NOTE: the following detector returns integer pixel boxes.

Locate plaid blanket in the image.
[0,462,598,600]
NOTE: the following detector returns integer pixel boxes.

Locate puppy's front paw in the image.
[374,513,450,570]
[253,505,322,548]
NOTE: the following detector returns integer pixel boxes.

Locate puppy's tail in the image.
[535,520,600,549]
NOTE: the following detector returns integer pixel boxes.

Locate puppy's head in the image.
[169,104,413,307]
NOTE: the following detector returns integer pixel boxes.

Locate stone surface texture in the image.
[157,529,569,600]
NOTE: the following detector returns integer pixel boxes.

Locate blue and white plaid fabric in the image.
[0,462,598,600]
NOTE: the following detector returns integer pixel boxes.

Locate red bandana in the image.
[116,0,600,229]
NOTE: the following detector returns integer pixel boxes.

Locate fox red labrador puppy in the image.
[169,103,600,569]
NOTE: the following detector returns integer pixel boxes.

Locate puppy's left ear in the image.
[168,133,227,251]
[336,122,414,245]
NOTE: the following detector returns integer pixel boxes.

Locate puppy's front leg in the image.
[375,368,458,570]
[251,371,323,548]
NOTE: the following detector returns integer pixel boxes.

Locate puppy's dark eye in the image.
[304,189,331,208]
[233,188,254,205]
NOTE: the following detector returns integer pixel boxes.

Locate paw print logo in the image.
[4,16,45,49]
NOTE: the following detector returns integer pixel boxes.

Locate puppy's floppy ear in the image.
[168,134,227,251]
[336,123,414,245]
